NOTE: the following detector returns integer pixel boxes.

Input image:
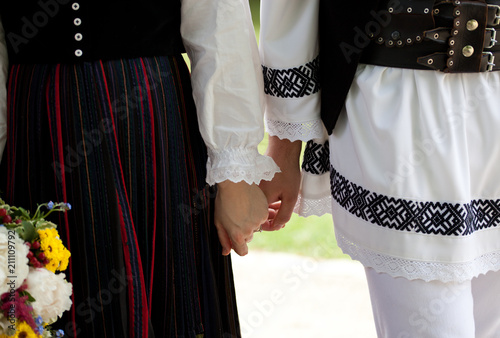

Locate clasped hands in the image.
[215,137,302,256]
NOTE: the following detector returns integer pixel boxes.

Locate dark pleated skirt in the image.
[0,55,241,338]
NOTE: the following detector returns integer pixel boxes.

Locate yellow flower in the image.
[37,229,71,273]
[13,321,40,338]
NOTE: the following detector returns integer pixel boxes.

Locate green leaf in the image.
[19,290,36,303]
[10,207,31,219]
[15,221,37,242]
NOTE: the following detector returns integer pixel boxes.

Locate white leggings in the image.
[364,268,500,338]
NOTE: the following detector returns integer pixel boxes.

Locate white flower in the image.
[0,311,13,335]
[25,267,73,323]
[0,227,30,295]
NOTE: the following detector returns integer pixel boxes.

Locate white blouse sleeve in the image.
[259,0,324,142]
[0,17,8,162]
[180,0,280,185]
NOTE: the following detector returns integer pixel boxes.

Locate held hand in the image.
[259,136,302,230]
[215,180,269,256]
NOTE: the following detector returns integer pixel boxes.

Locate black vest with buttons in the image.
[0,0,185,64]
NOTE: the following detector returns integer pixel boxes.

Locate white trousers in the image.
[365,268,500,338]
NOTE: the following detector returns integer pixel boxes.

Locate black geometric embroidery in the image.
[262,56,320,98]
[330,166,500,236]
[302,140,330,175]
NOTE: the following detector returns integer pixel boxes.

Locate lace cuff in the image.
[206,147,281,185]
[294,170,332,217]
[294,193,332,217]
[266,119,324,142]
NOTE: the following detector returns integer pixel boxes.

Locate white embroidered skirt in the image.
[327,64,500,283]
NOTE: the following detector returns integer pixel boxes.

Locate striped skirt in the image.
[0,55,240,338]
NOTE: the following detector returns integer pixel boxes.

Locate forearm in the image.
[266,135,302,169]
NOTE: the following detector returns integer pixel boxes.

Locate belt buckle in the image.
[486,28,497,48]
[483,51,496,71]
[488,4,500,26]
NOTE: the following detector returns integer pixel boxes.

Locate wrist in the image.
[266,136,302,166]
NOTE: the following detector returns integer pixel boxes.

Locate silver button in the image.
[75,49,83,57]
[391,31,401,40]
[75,33,83,41]
[462,45,474,57]
[74,18,82,26]
[72,3,80,10]
[467,19,479,31]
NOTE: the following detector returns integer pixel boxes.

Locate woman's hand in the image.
[215,180,269,256]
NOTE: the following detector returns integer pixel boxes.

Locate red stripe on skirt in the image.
[98,60,149,338]
[48,65,77,338]
[139,58,158,313]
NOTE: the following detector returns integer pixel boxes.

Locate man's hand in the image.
[259,136,302,230]
[215,180,269,256]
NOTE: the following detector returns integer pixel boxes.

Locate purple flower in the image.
[47,201,54,210]
[1,285,37,332]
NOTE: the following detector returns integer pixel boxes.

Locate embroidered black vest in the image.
[0,0,185,64]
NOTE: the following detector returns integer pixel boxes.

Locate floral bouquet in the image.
[0,199,73,338]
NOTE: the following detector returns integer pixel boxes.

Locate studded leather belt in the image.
[360,0,500,72]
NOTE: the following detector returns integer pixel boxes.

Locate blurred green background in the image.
[246,0,347,260]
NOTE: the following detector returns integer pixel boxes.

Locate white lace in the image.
[206,147,280,185]
[266,119,324,142]
[294,194,332,217]
[337,232,500,283]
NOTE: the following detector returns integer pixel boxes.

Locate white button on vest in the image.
[75,49,83,57]
[74,18,82,26]
[72,3,80,10]
[75,33,83,41]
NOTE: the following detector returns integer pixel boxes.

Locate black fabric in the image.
[318,0,381,135]
[0,0,185,64]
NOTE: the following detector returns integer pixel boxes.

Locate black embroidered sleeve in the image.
[302,140,330,175]
[262,56,320,98]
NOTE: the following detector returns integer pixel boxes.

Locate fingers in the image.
[260,219,274,231]
[229,232,250,256]
[215,224,232,256]
[272,196,296,229]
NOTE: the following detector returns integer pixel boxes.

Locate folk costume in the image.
[0,1,278,337]
[261,0,500,335]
